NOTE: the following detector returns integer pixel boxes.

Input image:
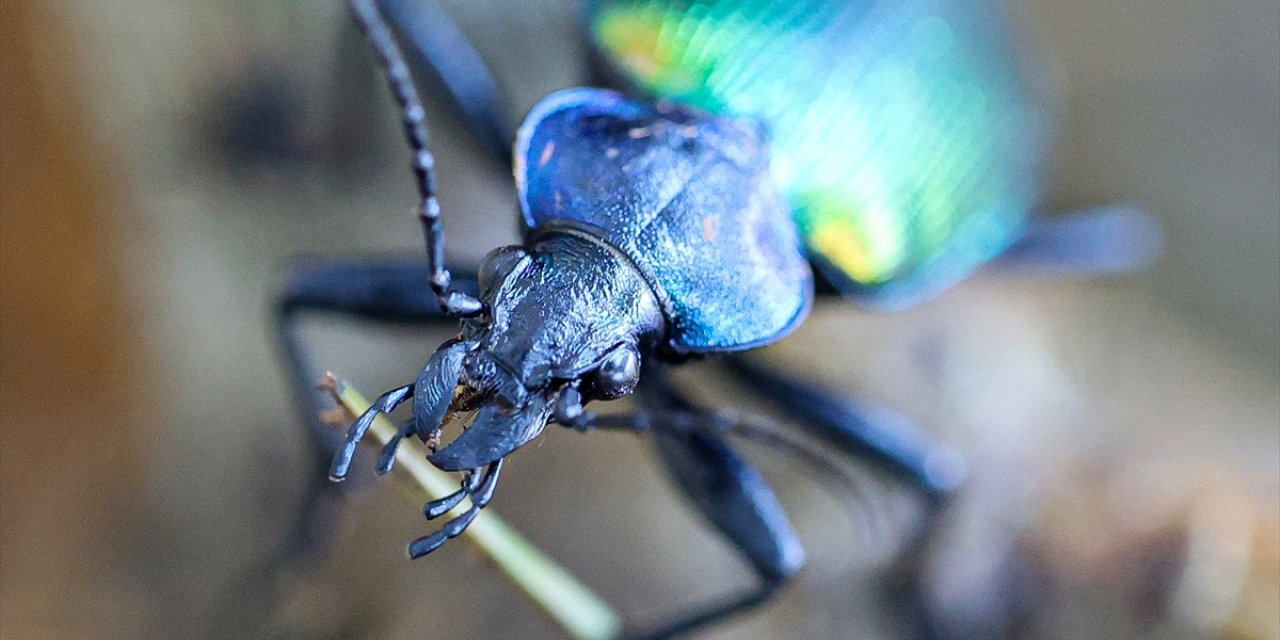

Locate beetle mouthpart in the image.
[462,351,529,410]
[413,338,473,439]
[429,393,552,471]
[445,383,487,416]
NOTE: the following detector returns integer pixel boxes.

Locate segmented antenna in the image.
[348,0,484,317]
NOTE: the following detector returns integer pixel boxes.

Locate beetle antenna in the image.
[347,0,485,318]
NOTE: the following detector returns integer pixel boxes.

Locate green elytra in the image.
[589,0,1053,304]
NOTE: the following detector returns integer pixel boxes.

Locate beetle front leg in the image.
[275,257,476,459]
[553,385,595,430]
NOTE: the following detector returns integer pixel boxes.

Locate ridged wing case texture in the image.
[589,0,1051,306]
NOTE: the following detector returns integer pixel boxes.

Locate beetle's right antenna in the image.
[348,0,485,318]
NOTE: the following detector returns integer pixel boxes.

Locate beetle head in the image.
[420,236,663,471]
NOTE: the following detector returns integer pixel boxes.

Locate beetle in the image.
[275,1,1159,638]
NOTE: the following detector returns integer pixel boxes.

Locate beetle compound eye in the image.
[590,344,640,400]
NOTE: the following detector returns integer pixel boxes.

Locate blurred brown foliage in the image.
[1,2,149,637]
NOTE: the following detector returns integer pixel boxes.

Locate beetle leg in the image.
[276,257,473,461]
[553,385,596,431]
[724,355,967,501]
[270,257,474,568]
[992,203,1161,275]
[579,412,805,639]
[633,425,803,640]
[348,0,484,318]
[408,458,504,558]
[276,257,475,480]
[279,257,477,326]
[567,371,796,639]
[593,367,963,638]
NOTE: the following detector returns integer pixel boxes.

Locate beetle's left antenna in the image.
[348,0,485,317]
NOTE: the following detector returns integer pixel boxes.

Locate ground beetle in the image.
[276,1,1159,637]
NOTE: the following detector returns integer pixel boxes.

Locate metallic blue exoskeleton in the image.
[274,2,1158,639]
[517,89,812,352]
[329,85,823,491]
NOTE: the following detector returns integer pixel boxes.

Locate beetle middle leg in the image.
[646,427,804,640]
[724,355,967,501]
[991,203,1161,275]
[581,368,959,639]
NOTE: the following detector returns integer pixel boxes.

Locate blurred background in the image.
[1,1,1276,639]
